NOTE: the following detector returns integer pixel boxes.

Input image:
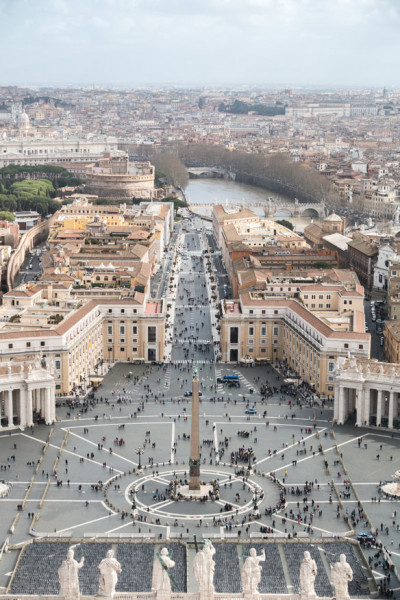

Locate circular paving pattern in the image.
[105,465,282,524]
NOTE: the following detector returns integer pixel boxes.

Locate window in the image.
[274,310,278,315]
[261,327,266,336]
[248,339,254,345]
[249,327,254,336]
[318,303,323,309]
[108,326,112,335]
[261,339,266,344]
[327,295,331,300]
[120,326,125,335]
[108,309,112,314]
[230,327,239,344]
[273,327,279,336]
[273,339,278,345]
[261,348,266,353]
[328,362,334,372]
[327,303,331,309]
[132,347,137,352]
[311,295,316,300]
[311,303,315,309]
[26,342,31,348]
[121,309,125,314]
[249,348,253,353]
[262,310,266,315]
[344,300,347,305]
[40,341,45,347]
[132,326,137,334]
[359,344,363,349]
[8,343,13,349]
[344,343,349,349]
[148,326,156,343]
[304,295,308,299]
[120,347,125,352]
[120,338,125,343]
[319,295,323,299]
[55,360,61,370]
[249,310,253,314]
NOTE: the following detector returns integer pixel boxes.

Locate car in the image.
[245,407,257,414]
[184,391,202,397]
[376,318,383,324]
[371,316,376,322]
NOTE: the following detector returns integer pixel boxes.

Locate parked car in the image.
[245,407,257,414]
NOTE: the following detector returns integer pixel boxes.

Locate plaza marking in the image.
[53,513,119,534]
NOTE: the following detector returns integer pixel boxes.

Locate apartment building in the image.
[0,287,165,395]
[220,284,369,395]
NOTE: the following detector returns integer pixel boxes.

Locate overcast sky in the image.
[0,0,399,88]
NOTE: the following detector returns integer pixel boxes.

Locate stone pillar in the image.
[26,388,33,427]
[50,384,56,422]
[334,383,340,422]
[338,386,346,424]
[189,369,201,491]
[363,389,371,426]
[45,387,52,424]
[19,388,26,428]
[6,390,13,427]
[376,390,383,427]
[388,391,395,429]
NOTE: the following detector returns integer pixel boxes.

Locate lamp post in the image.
[136,446,144,469]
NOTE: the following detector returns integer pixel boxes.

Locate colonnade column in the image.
[26,388,33,427]
[388,392,395,430]
[376,390,383,427]
[19,388,26,428]
[338,386,346,424]
[45,387,52,424]
[363,389,371,426]
[6,390,13,427]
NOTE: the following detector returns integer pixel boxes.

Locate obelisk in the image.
[189,367,201,490]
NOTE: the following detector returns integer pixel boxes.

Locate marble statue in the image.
[153,547,175,595]
[300,551,317,600]
[58,547,84,600]
[241,548,265,596]
[330,554,353,600]
[98,549,121,599]
[193,539,216,593]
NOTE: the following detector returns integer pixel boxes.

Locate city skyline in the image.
[1,0,400,87]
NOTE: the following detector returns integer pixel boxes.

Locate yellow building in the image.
[220,287,369,396]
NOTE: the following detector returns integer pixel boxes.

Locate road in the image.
[13,246,45,287]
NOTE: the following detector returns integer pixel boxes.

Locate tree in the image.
[150,154,189,189]
[276,219,294,231]
[0,211,15,221]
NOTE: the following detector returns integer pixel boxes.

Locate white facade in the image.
[373,245,399,290]
[0,136,119,167]
[334,356,400,428]
[0,359,55,428]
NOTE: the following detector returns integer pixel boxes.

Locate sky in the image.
[0,0,399,88]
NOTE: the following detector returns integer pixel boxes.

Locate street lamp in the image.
[136,446,144,469]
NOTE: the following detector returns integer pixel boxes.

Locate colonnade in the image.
[0,362,56,429]
[334,358,400,428]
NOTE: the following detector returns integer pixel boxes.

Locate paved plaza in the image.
[0,226,399,596]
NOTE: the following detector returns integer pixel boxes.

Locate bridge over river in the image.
[187,196,327,219]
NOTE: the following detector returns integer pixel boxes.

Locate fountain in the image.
[381,470,400,498]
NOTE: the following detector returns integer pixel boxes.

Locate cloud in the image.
[0,0,399,85]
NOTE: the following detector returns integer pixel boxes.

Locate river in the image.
[185,178,321,232]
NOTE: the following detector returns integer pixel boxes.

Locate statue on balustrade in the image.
[330,554,353,600]
[193,539,216,594]
[241,548,265,596]
[153,547,175,596]
[300,551,317,600]
[58,547,84,600]
[98,549,121,599]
